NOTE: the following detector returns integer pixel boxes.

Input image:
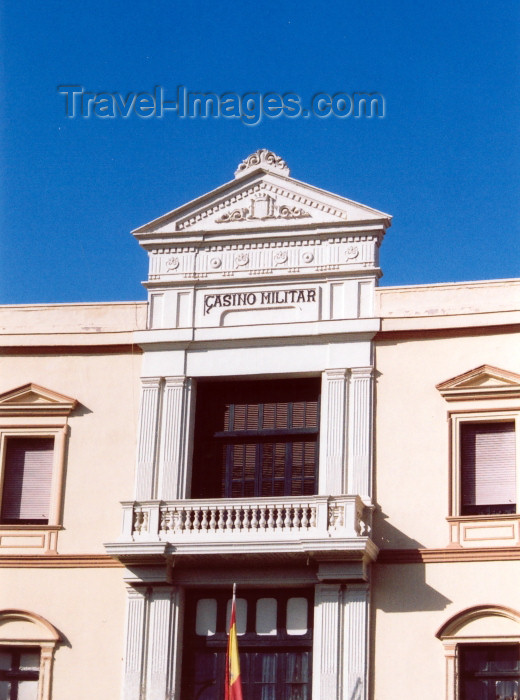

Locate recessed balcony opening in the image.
[191,378,321,500]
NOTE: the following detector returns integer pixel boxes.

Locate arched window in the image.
[0,609,61,700]
[437,605,520,700]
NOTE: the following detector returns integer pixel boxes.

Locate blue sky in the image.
[1,0,519,304]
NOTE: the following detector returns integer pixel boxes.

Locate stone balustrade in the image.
[120,495,369,543]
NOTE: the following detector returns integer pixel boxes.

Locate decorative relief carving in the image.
[209,257,222,269]
[215,194,311,224]
[346,245,359,260]
[274,250,288,265]
[235,253,249,267]
[302,251,314,263]
[234,149,290,179]
[166,256,179,270]
[175,180,347,230]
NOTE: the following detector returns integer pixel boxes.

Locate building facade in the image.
[0,150,519,699]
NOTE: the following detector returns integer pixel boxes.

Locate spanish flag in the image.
[225,584,244,700]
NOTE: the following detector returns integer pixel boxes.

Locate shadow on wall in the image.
[371,509,452,613]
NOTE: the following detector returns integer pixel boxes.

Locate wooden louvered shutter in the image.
[461,422,516,515]
[1,437,54,523]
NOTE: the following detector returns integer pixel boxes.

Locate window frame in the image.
[0,383,76,553]
[0,427,67,529]
[191,378,321,500]
[449,410,520,518]
[182,588,314,699]
[0,609,61,700]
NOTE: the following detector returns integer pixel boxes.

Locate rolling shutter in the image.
[461,422,516,515]
[1,437,54,523]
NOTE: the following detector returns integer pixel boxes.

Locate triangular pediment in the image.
[0,383,78,416]
[437,365,520,400]
[133,150,391,242]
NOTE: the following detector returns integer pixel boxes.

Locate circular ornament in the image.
[210,257,222,269]
[166,256,179,270]
[302,251,314,263]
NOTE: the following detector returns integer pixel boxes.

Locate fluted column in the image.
[135,378,162,500]
[347,367,374,500]
[312,584,341,700]
[319,369,348,495]
[122,588,148,700]
[145,587,184,700]
[342,584,370,700]
[156,377,194,500]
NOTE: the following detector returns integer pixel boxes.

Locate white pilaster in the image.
[313,584,341,700]
[122,588,148,700]
[347,367,374,500]
[319,369,348,495]
[145,587,184,700]
[156,376,194,500]
[135,378,163,500]
[342,584,370,700]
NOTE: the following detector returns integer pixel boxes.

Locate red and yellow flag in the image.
[225,585,243,700]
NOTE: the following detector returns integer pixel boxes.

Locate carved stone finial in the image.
[234,149,290,179]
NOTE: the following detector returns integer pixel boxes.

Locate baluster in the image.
[209,509,217,531]
[242,507,250,530]
[284,505,292,529]
[184,508,193,532]
[226,506,234,530]
[217,507,226,531]
[134,508,143,534]
[293,506,301,530]
[159,508,168,534]
[251,507,259,531]
[276,507,284,530]
[141,510,149,533]
[329,506,336,530]
[193,509,201,532]
[259,507,267,530]
[301,506,308,529]
[309,506,317,528]
[234,508,243,530]
[166,508,174,533]
[201,508,209,531]
[268,507,276,530]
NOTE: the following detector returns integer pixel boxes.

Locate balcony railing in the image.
[119,495,370,544]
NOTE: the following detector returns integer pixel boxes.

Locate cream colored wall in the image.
[374,330,520,549]
[371,560,520,699]
[1,566,126,698]
[0,349,142,552]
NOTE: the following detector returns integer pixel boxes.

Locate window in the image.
[191,378,320,499]
[182,590,313,700]
[0,383,76,553]
[459,644,520,700]
[1,438,55,524]
[460,422,516,516]
[0,610,61,700]
[0,646,40,699]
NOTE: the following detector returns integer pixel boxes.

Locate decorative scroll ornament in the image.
[235,253,250,267]
[166,256,179,270]
[216,194,310,224]
[234,149,290,178]
[346,245,359,260]
[274,251,288,265]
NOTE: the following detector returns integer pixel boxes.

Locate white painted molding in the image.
[156,377,194,500]
[313,584,341,699]
[348,367,374,501]
[135,378,163,500]
[122,588,147,700]
[343,584,370,700]
[319,369,348,495]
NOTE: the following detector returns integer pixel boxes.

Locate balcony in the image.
[107,495,378,565]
